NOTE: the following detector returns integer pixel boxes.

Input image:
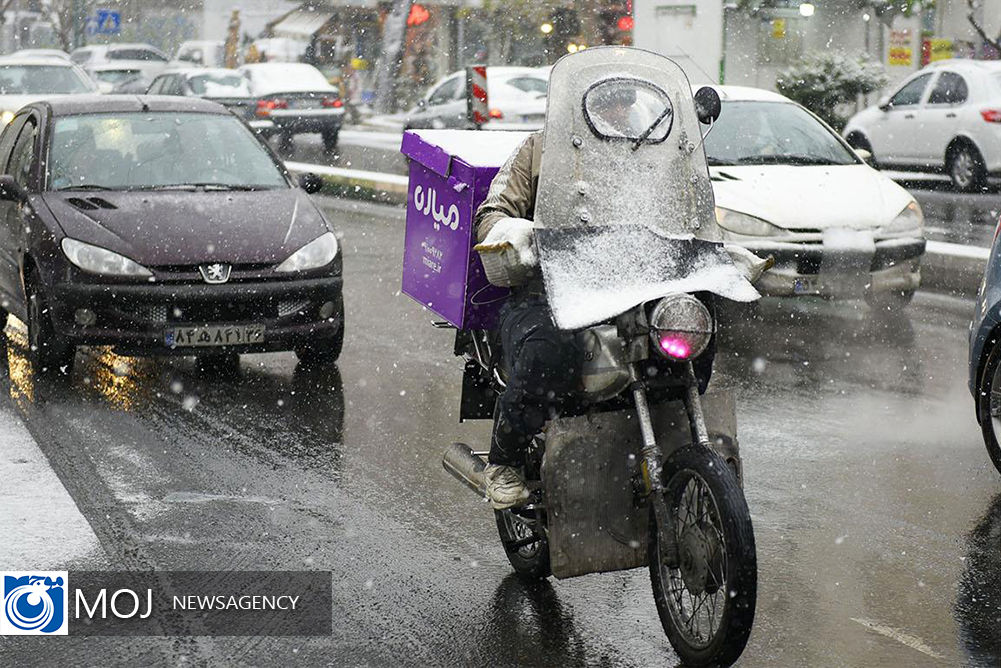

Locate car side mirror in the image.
[853,147,873,163]
[877,96,891,112]
[694,86,722,125]
[0,175,26,202]
[298,172,323,194]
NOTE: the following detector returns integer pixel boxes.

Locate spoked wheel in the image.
[649,445,757,667]
[949,144,987,193]
[495,507,550,580]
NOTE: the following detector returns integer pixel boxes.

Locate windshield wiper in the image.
[145,183,261,191]
[737,154,840,166]
[57,184,113,191]
[631,107,674,151]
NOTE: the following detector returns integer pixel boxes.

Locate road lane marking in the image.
[851,617,945,660]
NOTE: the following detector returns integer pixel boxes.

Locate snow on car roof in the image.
[240,63,334,94]
[410,129,533,167]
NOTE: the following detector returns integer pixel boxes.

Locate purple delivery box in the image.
[400,129,531,329]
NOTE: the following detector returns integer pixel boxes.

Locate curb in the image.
[922,241,989,298]
[284,161,408,206]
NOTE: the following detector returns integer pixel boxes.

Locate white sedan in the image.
[703,86,925,309]
[0,57,97,124]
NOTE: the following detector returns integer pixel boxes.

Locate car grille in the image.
[112,299,315,324]
[277,299,311,318]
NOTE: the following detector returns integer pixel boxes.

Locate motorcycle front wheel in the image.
[649,445,757,667]
[495,508,551,580]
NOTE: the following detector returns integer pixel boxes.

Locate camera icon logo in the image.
[1,572,68,635]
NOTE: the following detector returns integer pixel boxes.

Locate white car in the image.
[844,59,1001,192]
[10,49,70,61]
[704,86,925,309]
[238,62,344,154]
[171,40,226,68]
[0,58,97,124]
[404,66,548,130]
[86,63,147,93]
[69,43,169,84]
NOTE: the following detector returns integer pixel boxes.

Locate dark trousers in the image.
[488,294,580,467]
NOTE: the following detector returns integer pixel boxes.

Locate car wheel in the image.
[25,270,74,376]
[322,129,339,153]
[865,289,915,312]
[948,143,987,192]
[295,322,344,367]
[978,339,1001,474]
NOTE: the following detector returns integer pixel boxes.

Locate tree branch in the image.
[966,0,1001,53]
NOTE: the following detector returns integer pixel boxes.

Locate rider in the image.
[474,87,643,509]
[475,83,769,509]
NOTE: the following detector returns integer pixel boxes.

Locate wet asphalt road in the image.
[0,197,1000,666]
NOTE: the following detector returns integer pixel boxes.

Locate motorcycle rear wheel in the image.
[649,445,757,667]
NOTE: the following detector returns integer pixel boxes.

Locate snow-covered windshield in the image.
[703,101,858,166]
[189,73,251,97]
[583,78,673,142]
[0,64,93,94]
[47,113,288,191]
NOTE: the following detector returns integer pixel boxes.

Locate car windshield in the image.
[0,64,93,94]
[189,73,250,97]
[47,112,288,191]
[703,101,858,166]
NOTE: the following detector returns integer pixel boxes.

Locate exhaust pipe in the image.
[443,442,487,498]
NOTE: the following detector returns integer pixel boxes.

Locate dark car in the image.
[0,95,343,375]
[970,235,1001,472]
[147,68,266,135]
[238,63,344,155]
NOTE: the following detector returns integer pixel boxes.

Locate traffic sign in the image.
[92,9,121,36]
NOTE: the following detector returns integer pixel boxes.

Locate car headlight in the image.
[714,207,787,237]
[0,111,14,125]
[649,294,714,360]
[275,232,339,273]
[61,238,152,277]
[878,201,923,236]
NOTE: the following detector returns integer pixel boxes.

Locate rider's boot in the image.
[483,464,530,509]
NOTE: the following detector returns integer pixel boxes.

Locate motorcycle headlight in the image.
[275,232,339,273]
[714,207,788,237]
[878,201,923,236]
[61,238,152,277]
[649,294,713,361]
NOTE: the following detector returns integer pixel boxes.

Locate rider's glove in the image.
[475,217,538,287]
[724,244,774,285]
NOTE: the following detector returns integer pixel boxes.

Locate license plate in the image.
[165,324,265,347]
[793,278,819,295]
[291,99,321,109]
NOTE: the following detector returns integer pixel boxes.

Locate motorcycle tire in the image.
[649,445,757,667]
[495,508,551,580]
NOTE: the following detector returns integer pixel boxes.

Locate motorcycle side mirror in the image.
[694,86,722,125]
[298,172,323,194]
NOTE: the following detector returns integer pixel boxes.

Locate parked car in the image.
[844,59,1001,192]
[971,226,1001,473]
[10,49,71,61]
[69,43,169,83]
[0,95,344,375]
[238,62,344,154]
[0,57,97,124]
[171,40,226,68]
[404,66,549,130]
[147,67,262,132]
[703,85,925,309]
[86,63,148,93]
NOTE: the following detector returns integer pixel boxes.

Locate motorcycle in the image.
[436,47,760,666]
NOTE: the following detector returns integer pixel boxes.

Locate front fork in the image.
[632,361,711,567]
